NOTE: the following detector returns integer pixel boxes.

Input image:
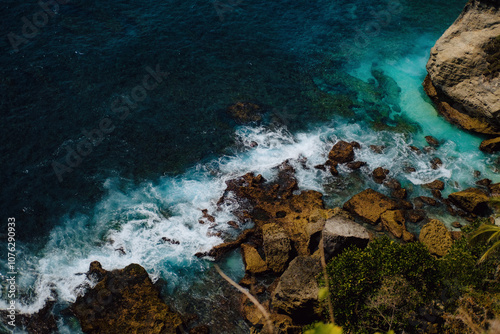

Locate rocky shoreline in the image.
[4,0,500,332]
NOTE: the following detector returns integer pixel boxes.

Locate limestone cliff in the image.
[424,0,500,137]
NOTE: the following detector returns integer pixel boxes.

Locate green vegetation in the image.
[317,221,500,334]
[484,35,500,78]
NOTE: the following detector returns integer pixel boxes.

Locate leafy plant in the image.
[469,223,500,263]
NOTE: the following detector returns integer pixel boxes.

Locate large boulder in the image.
[423,0,500,136]
[322,215,371,261]
[419,219,453,257]
[328,140,355,164]
[71,262,183,334]
[343,189,399,224]
[271,256,322,324]
[448,187,490,215]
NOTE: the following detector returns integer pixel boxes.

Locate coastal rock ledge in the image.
[423,0,500,139]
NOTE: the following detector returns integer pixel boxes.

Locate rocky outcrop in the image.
[343,189,399,224]
[71,262,183,334]
[448,187,490,215]
[419,219,453,257]
[424,0,500,136]
[479,136,500,152]
[271,256,322,324]
[322,215,371,261]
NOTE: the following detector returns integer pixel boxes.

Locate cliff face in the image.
[424,0,500,136]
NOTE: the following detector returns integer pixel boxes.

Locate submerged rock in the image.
[343,189,399,225]
[425,136,440,147]
[419,219,453,257]
[372,167,389,184]
[226,102,262,124]
[71,261,183,334]
[423,0,500,136]
[423,180,445,190]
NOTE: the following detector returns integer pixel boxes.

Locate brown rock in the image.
[346,161,366,170]
[351,141,361,149]
[480,137,500,153]
[328,140,355,163]
[431,189,442,200]
[196,228,255,259]
[227,221,239,228]
[406,209,426,223]
[419,219,453,257]
[380,210,406,239]
[425,136,440,147]
[314,164,326,171]
[343,189,398,225]
[262,224,292,273]
[415,196,438,207]
[430,157,443,169]
[448,187,489,215]
[397,199,414,210]
[71,262,183,334]
[241,243,268,274]
[384,178,402,190]
[402,230,415,242]
[450,231,463,241]
[404,167,416,173]
[423,180,445,190]
[392,188,407,200]
[476,178,492,187]
[271,256,322,323]
[372,167,389,184]
[474,170,481,178]
[409,146,421,154]
[370,145,385,154]
[489,183,500,196]
[329,163,339,176]
[189,325,210,334]
[227,102,262,124]
[452,221,463,229]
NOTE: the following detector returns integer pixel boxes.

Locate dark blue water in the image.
[2,0,490,332]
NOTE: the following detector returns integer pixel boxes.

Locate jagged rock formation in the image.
[424,0,500,140]
[71,262,183,334]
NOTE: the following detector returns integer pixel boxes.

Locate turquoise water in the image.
[1,0,498,332]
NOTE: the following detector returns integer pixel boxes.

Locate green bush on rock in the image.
[320,226,500,334]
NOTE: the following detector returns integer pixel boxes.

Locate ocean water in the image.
[1,0,498,332]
